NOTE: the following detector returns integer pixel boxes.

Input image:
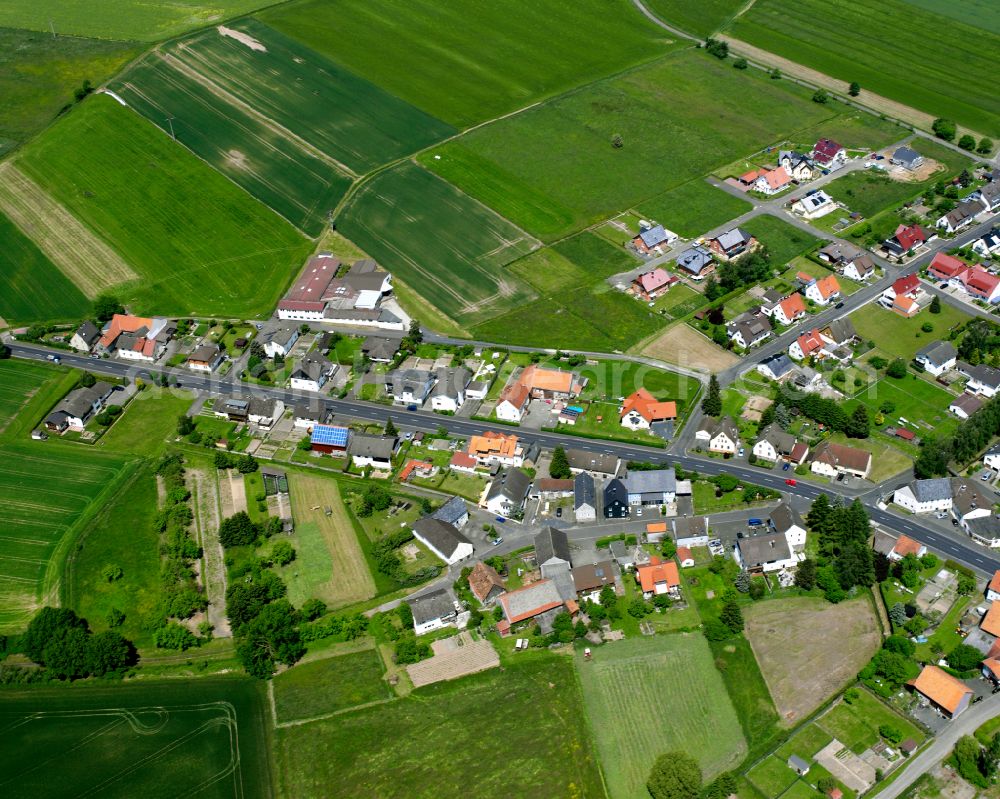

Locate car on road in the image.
[46,354,60,363]
[785,478,797,486]
[492,537,503,546]
[835,302,844,309]
[982,471,994,482]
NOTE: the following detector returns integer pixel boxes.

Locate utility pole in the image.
[49,20,56,38]
[166,117,175,140]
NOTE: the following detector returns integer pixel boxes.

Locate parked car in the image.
[782,462,791,471]
[737,447,745,457]
[406,404,417,411]
[835,302,844,309]
[491,537,503,546]
[555,507,562,518]
[748,518,763,526]
[495,517,506,523]
[785,478,797,486]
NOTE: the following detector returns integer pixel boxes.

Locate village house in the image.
[879,273,921,315]
[769,293,807,326]
[736,532,796,574]
[186,342,223,373]
[468,561,505,606]
[771,501,807,552]
[892,478,953,514]
[292,403,323,430]
[482,467,532,517]
[884,224,936,258]
[535,526,572,578]
[574,472,597,522]
[952,480,993,529]
[631,268,677,300]
[449,450,479,474]
[431,495,469,529]
[246,397,283,429]
[495,383,530,422]
[757,353,795,382]
[430,367,472,413]
[348,433,397,470]
[788,328,826,361]
[959,362,1000,398]
[958,266,1000,304]
[928,252,970,282]
[409,590,458,635]
[890,146,924,171]
[360,335,399,363]
[909,665,973,719]
[619,388,677,431]
[727,312,772,349]
[740,166,792,195]
[289,352,337,392]
[810,441,872,479]
[915,340,957,376]
[988,571,1000,602]
[811,138,847,170]
[779,150,814,181]
[792,190,836,219]
[43,381,116,432]
[675,245,715,280]
[97,314,172,362]
[950,392,984,420]
[971,517,1000,548]
[623,468,677,506]
[695,416,739,455]
[566,449,621,478]
[752,423,806,464]
[497,580,569,633]
[672,516,710,547]
[516,364,585,401]
[802,274,841,306]
[69,321,101,352]
[467,431,523,467]
[843,254,876,282]
[676,547,695,568]
[971,182,1000,214]
[984,443,1000,472]
[385,368,435,406]
[276,254,398,328]
[707,228,757,261]
[818,243,876,282]
[937,199,983,234]
[872,532,927,562]
[309,423,350,455]
[972,228,1000,259]
[603,479,630,519]
[533,478,574,500]
[412,517,473,566]
[637,557,680,599]
[572,561,617,603]
[632,224,678,256]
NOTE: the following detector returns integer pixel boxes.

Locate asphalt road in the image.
[13,341,1000,577]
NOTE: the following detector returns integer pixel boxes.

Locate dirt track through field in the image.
[0,162,137,297]
[289,474,375,606]
[191,469,230,637]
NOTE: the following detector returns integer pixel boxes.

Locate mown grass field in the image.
[644,0,745,36]
[423,51,856,240]
[338,162,537,325]
[114,20,454,233]
[0,211,89,323]
[728,0,1000,136]
[273,648,391,724]
[740,215,822,266]
[815,690,925,754]
[0,27,137,157]
[263,0,678,128]
[577,634,746,799]
[274,656,605,798]
[0,678,272,798]
[850,302,971,361]
[845,375,959,439]
[637,180,753,239]
[0,0,275,41]
[18,95,311,319]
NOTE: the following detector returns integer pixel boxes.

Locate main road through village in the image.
[10,334,1000,577]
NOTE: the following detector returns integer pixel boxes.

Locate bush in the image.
[154,622,198,651]
[271,540,295,566]
[886,359,907,379]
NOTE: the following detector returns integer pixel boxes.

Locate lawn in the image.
[815,690,925,754]
[637,179,754,239]
[576,633,747,798]
[850,302,971,360]
[97,390,194,457]
[262,0,677,128]
[551,231,641,279]
[338,161,537,326]
[61,461,164,647]
[744,597,881,727]
[273,656,605,798]
[727,0,1000,137]
[0,678,272,798]
[113,21,454,234]
[643,0,745,36]
[741,215,823,266]
[18,94,312,319]
[0,210,89,323]
[844,376,959,440]
[824,141,973,219]
[652,284,707,320]
[0,0,276,41]
[272,647,391,724]
[282,472,377,609]
[576,360,698,406]
[0,443,130,632]
[748,755,799,798]
[0,27,137,157]
[423,50,846,239]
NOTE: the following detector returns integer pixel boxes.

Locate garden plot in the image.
[406,632,499,688]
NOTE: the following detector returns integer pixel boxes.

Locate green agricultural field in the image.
[274,656,604,798]
[114,21,455,233]
[0,0,275,41]
[824,141,973,219]
[507,248,591,295]
[0,28,137,156]
[637,180,753,239]
[18,95,311,319]
[0,359,63,433]
[577,634,747,799]
[423,50,846,240]
[0,678,272,798]
[61,462,164,646]
[263,0,678,128]
[709,636,781,753]
[272,648,391,724]
[902,0,1000,35]
[791,112,908,155]
[0,211,89,323]
[845,376,959,439]
[338,162,537,325]
[644,0,745,36]
[727,0,1000,137]
[741,215,822,265]
[551,231,639,279]
[850,302,971,361]
[0,444,129,631]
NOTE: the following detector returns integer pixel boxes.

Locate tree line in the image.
[916,393,1000,477]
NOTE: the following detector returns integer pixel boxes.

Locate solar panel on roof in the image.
[311,425,349,446]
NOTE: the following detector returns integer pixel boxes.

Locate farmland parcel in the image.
[577,634,747,799]
[114,20,454,234]
[262,0,678,127]
[727,0,1000,137]
[338,162,537,325]
[0,678,272,798]
[17,95,311,319]
[274,657,604,798]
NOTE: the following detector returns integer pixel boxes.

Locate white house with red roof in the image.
[959,265,1000,303]
[788,328,826,361]
[803,274,841,306]
[928,252,968,282]
[811,138,847,169]
[749,166,792,195]
[631,268,676,300]
[619,389,677,430]
[97,314,172,362]
[771,293,807,325]
[880,273,921,309]
[884,224,936,258]
[495,383,530,422]
[987,570,1000,603]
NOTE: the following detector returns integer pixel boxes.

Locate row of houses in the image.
[892,478,996,545]
[928,252,1000,304]
[383,366,482,412]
